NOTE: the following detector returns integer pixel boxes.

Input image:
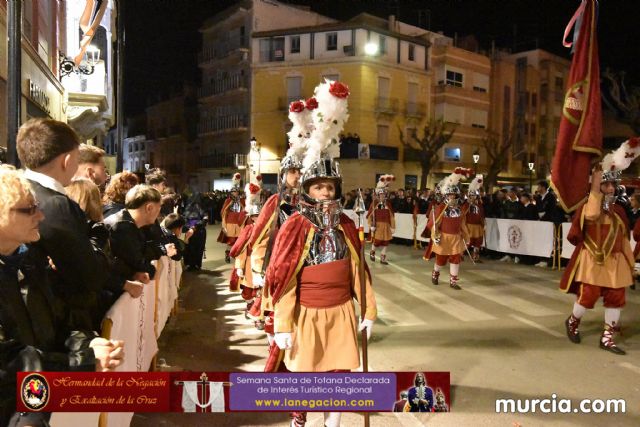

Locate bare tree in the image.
[483,130,514,191]
[399,118,457,189]
[602,68,640,134]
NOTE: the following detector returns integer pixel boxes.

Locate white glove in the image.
[370,226,376,232]
[390,228,395,234]
[165,243,177,258]
[358,319,374,340]
[236,268,244,278]
[274,332,292,349]
[253,274,265,287]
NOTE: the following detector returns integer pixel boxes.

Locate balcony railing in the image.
[198,75,248,98]
[375,97,399,114]
[198,114,248,134]
[198,36,249,64]
[405,101,427,118]
[199,153,247,169]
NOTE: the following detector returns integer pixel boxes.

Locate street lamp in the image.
[473,152,480,166]
[364,42,379,56]
[528,162,535,193]
[59,45,101,78]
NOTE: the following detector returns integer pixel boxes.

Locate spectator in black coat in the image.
[161,213,194,261]
[105,185,176,295]
[535,180,557,222]
[0,166,123,426]
[519,193,539,220]
[17,119,116,332]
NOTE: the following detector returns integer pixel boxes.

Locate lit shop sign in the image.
[28,80,51,114]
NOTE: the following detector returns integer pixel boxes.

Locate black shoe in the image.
[449,283,462,290]
[599,340,626,355]
[565,316,581,344]
[225,251,231,264]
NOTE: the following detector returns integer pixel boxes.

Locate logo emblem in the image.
[21,373,49,411]
[507,225,523,249]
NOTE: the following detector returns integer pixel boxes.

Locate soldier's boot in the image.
[564,314,581,344]
[600,322,626,355]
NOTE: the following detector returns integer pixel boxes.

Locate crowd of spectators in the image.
[0,119,208,426]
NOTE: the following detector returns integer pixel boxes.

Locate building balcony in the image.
[375,97,399,115]
[433,83,489,103]
[198,75,249,99]
[199,153,247,169]
[405,101,427,119]
[339,142,398,161]
[198,36,249,66]
[198,114,248,135]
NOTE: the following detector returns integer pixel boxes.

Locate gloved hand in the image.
[253,274,265,287]
[236,268,244,278]
[370,227,376,232]
[274,332,292,349]
[358,319,374,340]
[390,228,395,234]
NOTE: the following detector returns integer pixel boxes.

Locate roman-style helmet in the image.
[375,174,395,196]
[601,138,640,183]
[300,79,350,205]
[440,167,473,196]
[231,172,242,191]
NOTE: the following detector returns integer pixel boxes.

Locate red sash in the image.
[298,259,351,308]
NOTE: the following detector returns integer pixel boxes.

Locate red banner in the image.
[550,0,602,212]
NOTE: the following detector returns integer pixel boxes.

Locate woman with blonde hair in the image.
[66,177,103,222]
[0,166,123,426]
[103,171,139,218]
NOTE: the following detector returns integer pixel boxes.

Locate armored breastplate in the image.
[278,202,297,225]
[300,202,347,265]
[377,202,385,210]
[306,228,348,265]
[469,204,479,215]
[230,200,242,213]
[444,207,461,218]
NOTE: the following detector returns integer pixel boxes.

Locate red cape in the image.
[249,193,279,248]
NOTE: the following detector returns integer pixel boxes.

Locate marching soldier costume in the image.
[248,97,312,334]
[466,174,486,262]
[218,173,246,263]
[423,168,472,290]
[368,175,396,265]
[561,139,639,355]
[229,177,264,319]
[265,80,376,427]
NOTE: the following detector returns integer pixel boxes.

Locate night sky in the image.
[123,0,639,116]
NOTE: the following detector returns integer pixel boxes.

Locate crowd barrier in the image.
[50,256,183,427]
[343,210,637,262]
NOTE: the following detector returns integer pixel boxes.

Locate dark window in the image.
[327,32,337,51]
[291,35,300,54]
[379,35,387,54]
[408,44,415,61]
[446,70,463,87]
[473,86,487,93]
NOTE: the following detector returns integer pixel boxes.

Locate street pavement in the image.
[132,224,640,427]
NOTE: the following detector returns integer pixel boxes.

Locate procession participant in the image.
[466,174,486,262]
[407,373,434,412]
[368,174,396,264]
[248,98,313,333]
[561,139,639,355]
[266,80,376,427]
[423,168,472,290]
[229,177,263,320]
[420,184,442,241]
[218,173,246,263]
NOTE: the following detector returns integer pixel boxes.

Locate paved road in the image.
[133,225,639,426]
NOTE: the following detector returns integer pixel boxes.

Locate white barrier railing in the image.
[50,256,183,427]
[343,210,636,260]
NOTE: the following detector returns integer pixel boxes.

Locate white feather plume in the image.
[469,174,484,193]
[302,79,350,171]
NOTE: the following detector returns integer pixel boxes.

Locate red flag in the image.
[550,0,602,212]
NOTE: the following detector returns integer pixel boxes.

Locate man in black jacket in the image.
[534,180,558,267]
[104,185,174,293]
[17,119,119,332]
[519,193,539,220]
